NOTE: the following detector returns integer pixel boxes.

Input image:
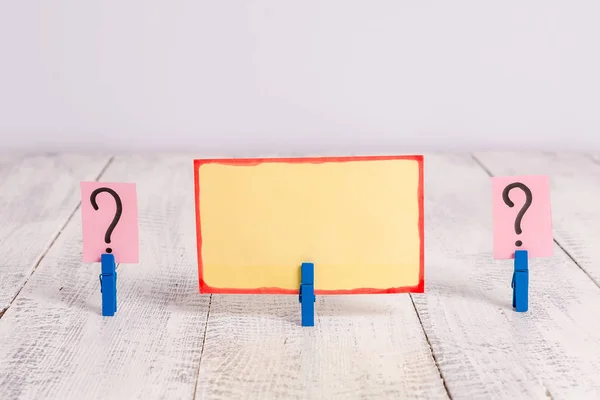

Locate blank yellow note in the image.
[195,156,423,294]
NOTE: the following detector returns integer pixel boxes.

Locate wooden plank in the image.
[474,152,600,286]
[0,153,110,315]
[0,155,210,400]
[413,153,600,399]
[589,154,600,164]
[197,294,449,399]
[196,156,445,400]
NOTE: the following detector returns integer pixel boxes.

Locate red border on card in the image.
[193,155,424,295]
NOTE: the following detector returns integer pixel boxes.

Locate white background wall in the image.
[1,1,599,154]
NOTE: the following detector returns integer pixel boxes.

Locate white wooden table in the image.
[1,153,600,400]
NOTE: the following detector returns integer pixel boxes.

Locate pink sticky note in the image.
[80,182,139,263]
[492,175,553,259]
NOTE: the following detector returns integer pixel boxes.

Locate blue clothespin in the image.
[511,250,528,312]
[299,262,315,326]
[99,253,117,316]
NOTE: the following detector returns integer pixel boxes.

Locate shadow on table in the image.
[413,279,512,312]
[206,293,409,326]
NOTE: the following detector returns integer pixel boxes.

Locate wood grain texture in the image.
[196,295,448,399]
[3,153,600,400]
[0,155,210,400]
[473,152,600,287]
[413,154,600,399]
[0,153,110,315]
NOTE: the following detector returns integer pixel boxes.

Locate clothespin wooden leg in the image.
[513,250,529,312]
[299,262,315,326]
[100,253,117,316]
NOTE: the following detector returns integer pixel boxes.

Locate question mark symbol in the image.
[502,182,532,247]
[90,187,123,254]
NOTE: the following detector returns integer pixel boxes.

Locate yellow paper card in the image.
[194,155,424,294]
